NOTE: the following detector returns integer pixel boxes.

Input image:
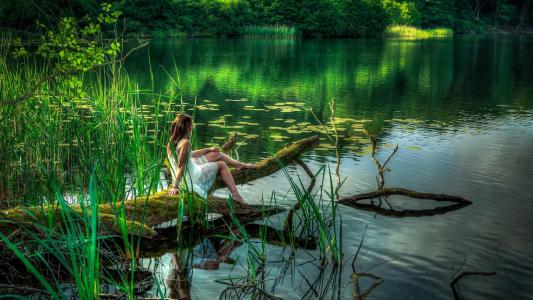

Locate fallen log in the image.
[337,187,472,217]
[213,135,320,189]
[0,136,320,238]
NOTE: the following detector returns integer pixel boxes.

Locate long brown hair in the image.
[169,113,192,146]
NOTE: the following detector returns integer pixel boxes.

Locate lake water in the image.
[125,36,533,299]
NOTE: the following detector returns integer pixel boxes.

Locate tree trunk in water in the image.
[0,136,320,238]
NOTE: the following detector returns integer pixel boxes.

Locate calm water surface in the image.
[125,36,533,299]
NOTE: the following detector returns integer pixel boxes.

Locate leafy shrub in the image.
[382,0,421,25]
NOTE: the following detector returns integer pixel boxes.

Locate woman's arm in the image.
[168,140,191,195]
[191,147,220,158]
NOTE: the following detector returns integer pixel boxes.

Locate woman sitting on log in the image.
[167,113,254,204]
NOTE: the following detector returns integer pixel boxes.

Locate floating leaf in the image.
[344,136,366,142]
[195,104,219,111]
[404,145,422,151]
[270,133,288,141]
[237,122,259,126]
[243,134,259,139]
[225,98,248,102]
[330,117,354,124]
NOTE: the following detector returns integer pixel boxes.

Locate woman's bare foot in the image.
[231,193,247,205]
[236,163,255,171]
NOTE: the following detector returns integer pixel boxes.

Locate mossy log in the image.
[213,135,319,189]
[0,136,320,238]
[337,187,472,217]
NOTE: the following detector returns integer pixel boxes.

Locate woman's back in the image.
[167,140,218,198]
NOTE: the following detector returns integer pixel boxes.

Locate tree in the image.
[1,2,122,105]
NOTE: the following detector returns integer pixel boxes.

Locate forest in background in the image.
[1,0,531,38]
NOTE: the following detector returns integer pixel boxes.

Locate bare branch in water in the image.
[338,134,471,217]
[450,271,496,300]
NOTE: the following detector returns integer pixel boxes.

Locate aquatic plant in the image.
[384,25,453,38]
[0,24,173,296]
[241,25,298,38]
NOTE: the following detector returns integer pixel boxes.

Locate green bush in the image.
[419,0,456,28]
[2,0,530,38]
[295,0,345,37]
[382,0,421,25]
[212,0,255,36]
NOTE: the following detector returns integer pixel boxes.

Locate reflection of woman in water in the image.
[167,237,242,299]
[192,238,242,270]
[166,113,254,203]
[167,252,192,300]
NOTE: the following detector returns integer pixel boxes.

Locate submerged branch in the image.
[450,271,496,300]
[338,134,472,217]
[337,187,472,217]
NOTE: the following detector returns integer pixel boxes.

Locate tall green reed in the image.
[278,161,344,265]
[0,173,105,300]
[241,25,298,39]
[1,34,176,297]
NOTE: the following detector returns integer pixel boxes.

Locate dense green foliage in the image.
[1,0,531,38]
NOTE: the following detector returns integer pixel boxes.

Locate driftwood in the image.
[338,135,472,217]
[352,272,384,300]
[450,271,496,300]
[338,187,472,217]
[0,136,320,239]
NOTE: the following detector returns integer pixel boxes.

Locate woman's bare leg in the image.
[204,152,254,170]
[216,161,246,204]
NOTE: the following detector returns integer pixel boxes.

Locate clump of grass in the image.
[0,36,174,206]
[384,25,453,39]
[280,163,343,265]
[1,174,107,299]
[241,25,298,39]
[0,33,175,297]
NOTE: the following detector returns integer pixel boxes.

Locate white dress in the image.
[168,146,218,198]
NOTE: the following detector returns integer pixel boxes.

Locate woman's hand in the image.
[168,187,180,195]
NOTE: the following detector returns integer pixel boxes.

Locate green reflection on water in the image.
[124,36,533,160]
